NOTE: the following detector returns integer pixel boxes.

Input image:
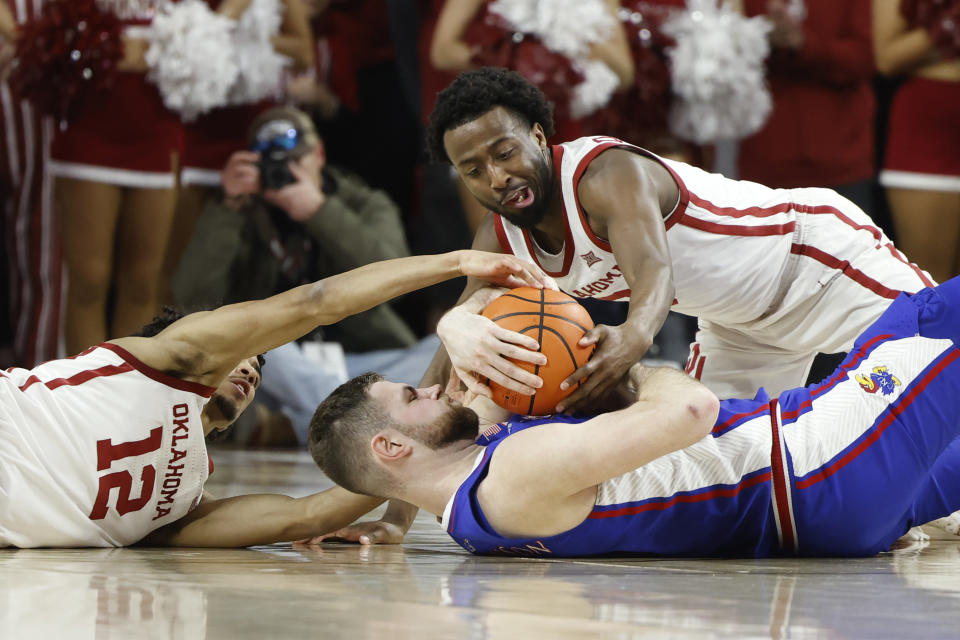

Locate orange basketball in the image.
[481,287,595,415]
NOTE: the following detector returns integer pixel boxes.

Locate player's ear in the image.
[531,122,548,150]
[371,430,412,462]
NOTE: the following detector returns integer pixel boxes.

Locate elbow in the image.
[296,39,316,70]
[306,279,345,325]
[430,40,469,72]
[430,47,455,71]
[615,59,635,92]
[874,57,896,76]
[872,49,901,76]
[686,389,720,441]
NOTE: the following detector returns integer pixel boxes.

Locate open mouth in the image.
[232,380,250,399]
[502,186,535,209]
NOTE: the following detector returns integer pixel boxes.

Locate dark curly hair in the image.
[426,67,555,164]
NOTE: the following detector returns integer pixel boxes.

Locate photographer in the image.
[173,106,433,445]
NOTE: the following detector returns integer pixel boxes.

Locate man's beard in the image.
[492,154,554,231]
[408,406,480,450]
[211,392,241,424]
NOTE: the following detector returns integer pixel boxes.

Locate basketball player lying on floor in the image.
[0,250,553,548]
[420,67,934,411]
[307,277,960,557]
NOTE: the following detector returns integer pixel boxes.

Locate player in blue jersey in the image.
[308,277,960,557]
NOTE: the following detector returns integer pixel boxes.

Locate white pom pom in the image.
[229,0,292,104]
[488,0,620,116]
[662,0,773,144]
[489,0,613,59]
[145,0,239,121]
[570,59,620,118]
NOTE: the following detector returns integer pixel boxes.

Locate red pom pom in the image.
[464,7,584,125]
[11,0,122,126]
[901,0,960,61]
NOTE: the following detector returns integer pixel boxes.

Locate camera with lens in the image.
[257,149,296,191]
[251,118,304,191]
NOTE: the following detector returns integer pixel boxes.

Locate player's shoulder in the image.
[580,146,656,184]
[471,211,505,252]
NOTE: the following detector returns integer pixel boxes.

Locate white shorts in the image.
[685,189,935,399]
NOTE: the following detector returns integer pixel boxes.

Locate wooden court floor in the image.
[4,447,960,639]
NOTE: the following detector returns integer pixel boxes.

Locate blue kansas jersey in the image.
[442,283,960,558]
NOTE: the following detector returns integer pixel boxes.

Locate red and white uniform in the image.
[0,343,214,547]
[493,136,935,398]
[880,77,960,192]
[48,1,184,188]
[1,0,61,367]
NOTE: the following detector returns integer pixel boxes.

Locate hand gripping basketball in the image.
[481,287,595,415]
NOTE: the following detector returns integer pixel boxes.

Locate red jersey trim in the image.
[100,342,217,398]
[571,142,618,252]
[569,138,693,242]
[681,216,797,237]
[587,471,772,519]
[769,399,798,553]
[18,363,135,393]
[790,244,900,300]
[492,215,514,255]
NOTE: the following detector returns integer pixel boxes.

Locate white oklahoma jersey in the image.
[0,343,215,547]
[493,136,934,398]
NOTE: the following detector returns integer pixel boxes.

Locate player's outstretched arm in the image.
[297,498,419,546]
[112,250,550,389]
[558,151,676,412]
[140,487,385,548]
[479,365,719,537]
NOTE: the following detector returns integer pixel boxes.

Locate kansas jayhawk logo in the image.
[580,251,602,268]
[856,366,901,395]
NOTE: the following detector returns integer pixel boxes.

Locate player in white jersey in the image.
[0,249,551,547]
[420,68,933,407]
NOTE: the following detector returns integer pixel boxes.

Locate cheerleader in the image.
[875,0,960,283]
[48,0,251,354]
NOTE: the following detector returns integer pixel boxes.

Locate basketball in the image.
[481,287,595,415]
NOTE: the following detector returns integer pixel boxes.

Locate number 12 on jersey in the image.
[88,428,163,520]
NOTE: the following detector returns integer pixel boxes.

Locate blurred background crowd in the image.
[0,0,957,445]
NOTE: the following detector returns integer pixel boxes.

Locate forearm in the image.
[623,260,674,349]
[430,0,484,71]
[317,252,466,324]
[873,0,938,75]
[0,1,15,39]
[875,28,937,74]
[381,500,418,532]
[143,488,384,547]
[589,0,635,90]
[272,33,314,69]
[614,365,720,457]
[274,0,315,69]
[536,365,720,493]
